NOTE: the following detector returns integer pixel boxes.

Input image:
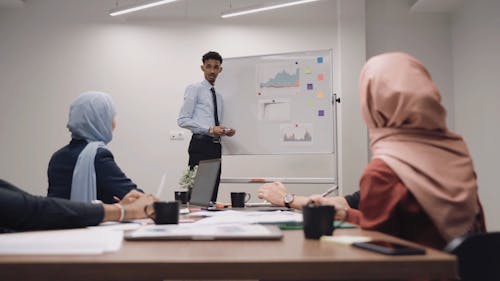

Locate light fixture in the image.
[221,0,322,18]
[109,0,179,17]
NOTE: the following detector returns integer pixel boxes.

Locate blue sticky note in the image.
[317,57,323,63]
[318,110,325,117]
[307,83,313,90]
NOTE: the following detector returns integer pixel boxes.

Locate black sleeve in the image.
[0,179,104,232]
[95,148,143,204]
[344,191,360,209]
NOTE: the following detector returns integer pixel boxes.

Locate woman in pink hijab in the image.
[317,52,486,249]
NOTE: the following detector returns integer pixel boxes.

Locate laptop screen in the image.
[189,159,221,207]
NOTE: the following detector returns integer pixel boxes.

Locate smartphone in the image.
[352,240,426,255]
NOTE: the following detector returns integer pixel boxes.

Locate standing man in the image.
[178,51,236,202]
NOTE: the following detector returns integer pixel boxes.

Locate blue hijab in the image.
[67,91,116,203]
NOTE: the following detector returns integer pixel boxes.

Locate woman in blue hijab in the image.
[47,91,142,203]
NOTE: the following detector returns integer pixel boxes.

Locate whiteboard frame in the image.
[218,49,336,156]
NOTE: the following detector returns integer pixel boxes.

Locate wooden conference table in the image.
[0,227,456,281]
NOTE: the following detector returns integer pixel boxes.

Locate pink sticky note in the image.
[318,74,324,81]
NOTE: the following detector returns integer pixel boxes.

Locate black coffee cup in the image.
[174,191,189,204]
[230,192,251,208]
[302,203,335,239]
[149,201,179,224]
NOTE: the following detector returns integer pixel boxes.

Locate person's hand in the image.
[103,193,156,222]
[257,182,288,206]
[212,126,226,136]
[309,195,349,221]
[118,189,144,204]
[224,128,236,137]
[122,194,156,220]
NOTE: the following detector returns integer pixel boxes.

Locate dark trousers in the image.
[188,134,222,202]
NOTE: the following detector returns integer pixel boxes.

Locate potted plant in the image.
[178,165,198,202]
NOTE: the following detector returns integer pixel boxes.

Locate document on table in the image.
[0,228,123,255]
[190,210,302,225]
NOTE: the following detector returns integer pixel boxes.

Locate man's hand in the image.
[224,128,236,137]
[212,126,226,136]
[212,126,236,137]
[257,182,288,206]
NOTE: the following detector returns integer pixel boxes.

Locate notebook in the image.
[189,158,221,207]
[124,224,283,241]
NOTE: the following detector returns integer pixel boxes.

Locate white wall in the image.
[366,0,455,128]
[0,0,351,200]
[336,0,367,197]
[451,0,500,230]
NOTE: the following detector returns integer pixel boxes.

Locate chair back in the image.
[444,232,500,281]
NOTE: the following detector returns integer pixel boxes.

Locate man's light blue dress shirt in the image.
[177,80,223,135]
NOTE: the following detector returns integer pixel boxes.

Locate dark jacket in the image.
[345,191,360,209]
[47,139,141,204]
[1,179,103,233]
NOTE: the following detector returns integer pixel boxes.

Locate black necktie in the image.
[210,87,220,126]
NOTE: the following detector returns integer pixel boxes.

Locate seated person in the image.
[1,179,155,233]
[311,52,486,249]
[47,91,142,204]
[258,181,358,213]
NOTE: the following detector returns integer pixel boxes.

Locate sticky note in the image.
[316,91,325,99]
[317,57,323,63]
[304,67,312,74]
[317,73,324,81]
[318,110,325,117]
[307,100,314,106]
[307,83,313,90]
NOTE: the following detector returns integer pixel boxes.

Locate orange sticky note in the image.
[316,91,325,99]
[250,178,267,183]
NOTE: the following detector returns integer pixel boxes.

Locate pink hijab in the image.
[359,52,480,242]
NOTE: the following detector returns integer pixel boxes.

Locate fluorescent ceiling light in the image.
[221,0,322,18]
[109,0,179,17]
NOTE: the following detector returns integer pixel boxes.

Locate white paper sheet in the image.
[190,210,302,225]
[0,228,123,255]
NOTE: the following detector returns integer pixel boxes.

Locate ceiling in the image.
[410,0,464,13]
[106,0,334,21]
[0,0,336,22]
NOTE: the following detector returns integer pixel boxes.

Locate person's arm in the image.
[1,180,156,232]
[314,160,406,229]
[94,148,142,203]
[257,182,309,209]
[1,179,103,232]
[177,85,210,134]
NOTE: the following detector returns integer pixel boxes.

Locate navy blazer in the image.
[47,139,141,204]
[1,179,103,232]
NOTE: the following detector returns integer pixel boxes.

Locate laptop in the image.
[189,158,221,208]
[124,224,283,241]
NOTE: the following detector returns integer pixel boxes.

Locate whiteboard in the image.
[217,49,334,155]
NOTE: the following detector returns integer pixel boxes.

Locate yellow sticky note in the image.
[304,67,312,74]
[316,91,325,99]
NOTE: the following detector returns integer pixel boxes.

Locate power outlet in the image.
[169,131,184,141]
